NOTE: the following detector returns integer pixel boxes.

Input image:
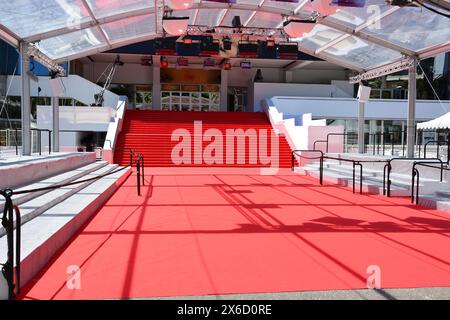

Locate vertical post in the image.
[151,55,161,110]
[20,42,31,156]
[15,128,18,156]
[52,97,59,152]
[358,101,365,154]
[141,156,145,186]
[48,130,51,154]
[137,158,141,196]
[220,68,228,112]
[38,130,41,156]
[406,58,417,158]
[352,162,355,194]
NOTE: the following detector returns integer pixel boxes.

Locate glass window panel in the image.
[360,6,450,52]
[85,0,153,19]
[172,9,196,25]
[323,35,402,70]
[196,9,226,26]
[0,0,91,38]
[247,12,282,28]
[101,14,156,43]
[298,25,345,51]
[36,27,104,59]
[262,0,298,10]
[324,0,392,27]
[221,9,253,27]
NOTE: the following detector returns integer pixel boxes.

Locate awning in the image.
[417,112,450,130]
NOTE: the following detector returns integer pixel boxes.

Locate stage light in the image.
[141,56,153,66]
[222,36,232,50]
[204,58,215,67]
[183,37,193,44]
[330,0,366,7]
[162,17,189,36]
[165,0,194,10]
[283,19,316,38]
[240,61,252,69]
[177,57,189,67]
[266,39,275,47]
[222,60,232,70]
[160,56,169,68]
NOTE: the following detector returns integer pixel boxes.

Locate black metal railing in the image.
[0,189,21,300]
[291,150,369,194]
[0,151,146,299]
[383,157,443,197]
[30,128,52,156]
[422,140,450,163]
[291,150,324,185]
[411,161,448,204]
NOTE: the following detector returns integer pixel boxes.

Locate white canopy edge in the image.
[417,112,450,130]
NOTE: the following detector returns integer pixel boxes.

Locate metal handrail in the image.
[383,157,443,197]
[321,155,364,194]
[326,133,357,153]
[0,189,21,300]
[0,158,146,300]
[411,161,449,204]
[423,140,448,162]
[291,150,324,185]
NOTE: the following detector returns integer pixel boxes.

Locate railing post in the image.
[319,155,323,185]
[141,156,145,186]
[15,128,18,156]
[48,130,51,154]
[387,163,392,197]
[1,189,16,300]
[136,158,141,196]
[415,169,420,205]
[129,149,133,167]
[358,163,363,194]
[352,162,356,194]
[291,152,294,172]
[38,130,42,156]
[411,164,416,204]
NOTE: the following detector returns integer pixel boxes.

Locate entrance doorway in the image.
[228,87,248,112]
[161,84,220,111]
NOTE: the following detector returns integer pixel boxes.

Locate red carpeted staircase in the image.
[114,110,294,167]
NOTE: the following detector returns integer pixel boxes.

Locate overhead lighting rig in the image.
[349,57,415,84]
[27,44,66,76]
[186,25,290,41]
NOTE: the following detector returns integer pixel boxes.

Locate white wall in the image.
[37,105,115,132]
[8,75,120,108]
[252,82,354,112]
[84,62,153,84]
[268,96,450,123]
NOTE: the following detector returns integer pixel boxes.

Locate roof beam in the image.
[23,6,153,43]
[0,24,20,48]
[298,43,365,72]
[315,7,400,55]
[53,32,161,64]
[417,42,450,60]
[80,0,112,48]
[244,0,266,27]
[349,57,414,83]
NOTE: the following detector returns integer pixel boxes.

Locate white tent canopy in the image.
[417,112,450,130]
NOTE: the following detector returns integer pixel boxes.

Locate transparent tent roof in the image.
[0,0,448,74]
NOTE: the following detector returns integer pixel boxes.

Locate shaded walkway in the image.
[20,168,450,300]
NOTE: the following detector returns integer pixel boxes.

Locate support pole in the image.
[20,42,31,156]
[220,68,228,112]
[52,97,59,152]
[151,55,161,110]
[406,58,417,158]
[358,101,365,154]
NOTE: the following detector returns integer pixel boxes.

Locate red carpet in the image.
[114,110,293,167]
[21,168,450,300]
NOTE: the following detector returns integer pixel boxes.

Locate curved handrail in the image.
[291,150,324,184]
[411,161,449,204]
[383,157,443,197]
